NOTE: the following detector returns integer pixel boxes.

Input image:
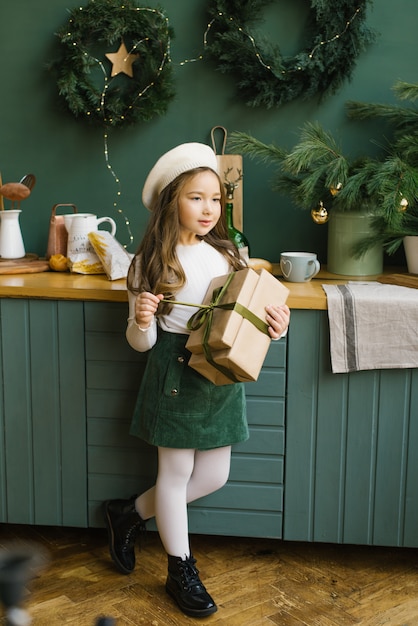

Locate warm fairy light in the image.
[65,6,170,248]
[308,8,361,60]
[63,3,363,248]
[66,5,364,117]
[205,7,364,76]
[104,131,134,248]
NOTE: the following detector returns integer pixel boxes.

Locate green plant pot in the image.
[327,210,383,276]
[403,236,418,274]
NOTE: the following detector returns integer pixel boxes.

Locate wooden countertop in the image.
[0,265,396,309]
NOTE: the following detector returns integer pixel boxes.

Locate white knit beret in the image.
[142,142,218,210]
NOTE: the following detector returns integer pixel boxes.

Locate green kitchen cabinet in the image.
[85,302,287,538]
[284,309,418,547]
[0,299,87,527]
[2,298,418,547]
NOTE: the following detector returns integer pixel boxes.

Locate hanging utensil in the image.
[0,183,31,210]
[0,172,4,211]
[19,174,36,191]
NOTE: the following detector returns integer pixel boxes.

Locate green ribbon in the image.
[162,272,270,383]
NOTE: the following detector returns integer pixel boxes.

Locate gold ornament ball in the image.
[311,202,329,224]
[399,197,409,211]
[330,182,343,196]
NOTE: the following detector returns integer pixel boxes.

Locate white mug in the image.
[65,213,117,257]
[280,252,320,282]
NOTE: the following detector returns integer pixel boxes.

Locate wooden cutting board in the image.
[0,254,50,274]
[378,273,418,289]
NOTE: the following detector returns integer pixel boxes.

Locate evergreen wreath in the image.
[206,0,375,108]
[52,0,175,127]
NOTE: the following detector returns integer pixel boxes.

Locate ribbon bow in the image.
[163,272,270,383]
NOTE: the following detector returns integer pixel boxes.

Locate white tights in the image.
[134,446,232,558]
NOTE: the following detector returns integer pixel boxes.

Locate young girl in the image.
[103,142,290,618]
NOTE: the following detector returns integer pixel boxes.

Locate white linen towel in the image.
[323,282,418,373]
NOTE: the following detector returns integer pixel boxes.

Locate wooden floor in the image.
[1,524,418,625]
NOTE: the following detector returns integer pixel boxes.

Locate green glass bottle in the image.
[224,181,250,262]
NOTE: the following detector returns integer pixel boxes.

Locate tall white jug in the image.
[0,210,25,259]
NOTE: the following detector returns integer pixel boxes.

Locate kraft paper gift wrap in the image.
[185,268,289,385]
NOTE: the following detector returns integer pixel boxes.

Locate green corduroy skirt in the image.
[130,329,248,450]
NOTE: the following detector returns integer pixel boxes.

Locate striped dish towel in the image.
[322,282,418,373]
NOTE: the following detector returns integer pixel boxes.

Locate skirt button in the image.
[171,388,179,396]
[177,356,185,363]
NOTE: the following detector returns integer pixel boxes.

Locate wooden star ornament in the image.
[105,41,139,78]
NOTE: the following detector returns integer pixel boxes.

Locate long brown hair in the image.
[127,167,243,315]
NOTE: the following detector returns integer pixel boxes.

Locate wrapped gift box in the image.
[185,267,289,385]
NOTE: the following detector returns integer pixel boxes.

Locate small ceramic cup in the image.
[280,252,320,282]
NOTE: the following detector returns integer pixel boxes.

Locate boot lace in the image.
[122,518,146,551]
[179,557,206,593]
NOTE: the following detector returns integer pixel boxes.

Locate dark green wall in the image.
[0,1,416,264]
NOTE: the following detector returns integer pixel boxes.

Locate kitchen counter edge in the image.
[0,267,399,310]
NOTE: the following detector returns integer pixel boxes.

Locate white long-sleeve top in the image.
[126,241,231,353]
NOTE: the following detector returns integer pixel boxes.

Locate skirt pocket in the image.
[161,347,211,415]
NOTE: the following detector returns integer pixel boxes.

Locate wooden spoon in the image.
[0,182,31,209]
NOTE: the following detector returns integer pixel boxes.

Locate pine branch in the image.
[283,122,344,174]
[393,80,418,102]
[231,80,418,253]
[228,132,287,164]
[346,101,418,128]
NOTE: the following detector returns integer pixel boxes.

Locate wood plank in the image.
[343,372,380,545]
[86,389,138,419]
[245,370,286,397]
[86,361,145,391]
[1,300,34,523]
[85,331,145,362]
[5,524,418,624]
[404,369,418,544]
[29,300,63,525]
[58,301,88,527]
[246,397,285,426]
[373,369,412,546]
[195,483,283,512]
[187,509,282,538]
[84,301,128,331]
[0,314,5,521]
[377,272,418,288]
[284,310,323,541]
[233,426,284,455]
[0,259,49,274]
[263,339,287,367]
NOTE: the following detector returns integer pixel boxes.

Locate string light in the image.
[307,8,361,61]
[65,6,172,248]
[176,18,215,66]
[60,2,367,248]
[198,7,364,76]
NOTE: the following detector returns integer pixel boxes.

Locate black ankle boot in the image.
[102,496,146,575]
[166,554,217,617]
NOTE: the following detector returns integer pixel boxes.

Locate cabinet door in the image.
[86,302,286,538]
[84,301,151,527]
[284,310,418,547]
[0,299,87,526]
[188,340,286,538]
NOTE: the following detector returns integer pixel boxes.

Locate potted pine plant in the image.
[347,81,418,274]
[230,81,418,275]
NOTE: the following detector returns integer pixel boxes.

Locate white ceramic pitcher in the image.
[0,209,26,259]
[64,213,116,256]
